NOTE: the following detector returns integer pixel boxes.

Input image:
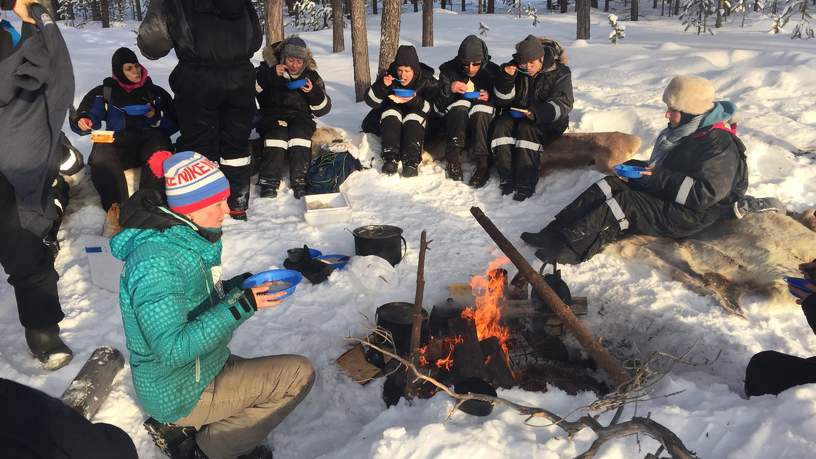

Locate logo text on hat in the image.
[167,160,216,187]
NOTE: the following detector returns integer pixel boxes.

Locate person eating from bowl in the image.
[111,151,315,459]
[255,36,331,199]
[362,45,441,177]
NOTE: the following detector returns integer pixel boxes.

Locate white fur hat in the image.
[662,75,715,115]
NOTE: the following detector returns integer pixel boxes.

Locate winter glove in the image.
[283,245,334,284]
[223,272,253,293]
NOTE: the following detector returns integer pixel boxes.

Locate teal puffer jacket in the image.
[111,216,254,423]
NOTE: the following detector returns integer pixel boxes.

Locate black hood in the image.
[119,189,186,231]
[111,47,139,82]
[211,0,246,19]
[392,45,420,79]
[457,35,488,64]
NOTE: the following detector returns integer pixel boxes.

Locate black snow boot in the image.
[446,161,464,181]
[382,159,398,175]
[25,325,73,371]
[228,182,250,221]
[237,445,274,459]
[499,181,514,196]
[468,161,490,188]
[144,417,198,459]
[521,225,562,248]
[733,196,786,219]
[402,163,419,178]
[258,178,280,199]
[513,190,532,202]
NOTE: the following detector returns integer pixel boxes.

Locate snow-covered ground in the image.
[3,5,816,458]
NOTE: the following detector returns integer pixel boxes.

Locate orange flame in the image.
[461,257,512,356]
[434,335,463,370]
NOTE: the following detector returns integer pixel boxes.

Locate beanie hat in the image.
[393,45,421,79]
[513,35,545,64]
[112,47,140,83]
[662,75,715,116]
[457,35,487,63]
[149,151,231,214]
[282,36,308,62]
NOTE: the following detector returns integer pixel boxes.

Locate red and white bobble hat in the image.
[149,151,231,214]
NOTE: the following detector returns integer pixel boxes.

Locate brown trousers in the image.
[175,354,315,459]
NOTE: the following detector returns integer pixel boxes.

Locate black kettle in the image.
[530,263,572,313]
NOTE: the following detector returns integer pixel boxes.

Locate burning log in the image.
[449,317,490,382]
[479,337,516,389]
[470,206,631,386]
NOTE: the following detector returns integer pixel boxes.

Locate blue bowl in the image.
[785,276,813,293]
[393,88,416,98]
[286,79,308,90]
[315,254,350,269]
[614,164,647,179]
[463,91,481,100]
[509,109,526,119]
[122,104,151,116]
[242,269,303,299]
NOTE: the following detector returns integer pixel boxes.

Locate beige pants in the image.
[175,354,315,459]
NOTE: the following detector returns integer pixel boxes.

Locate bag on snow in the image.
[305,146,362,195]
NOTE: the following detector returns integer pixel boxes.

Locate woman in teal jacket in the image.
[112,150,314,459]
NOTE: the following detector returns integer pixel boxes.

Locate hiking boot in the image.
[229,210,247,221]
[513,190,532,202]
[25,325,73,371]
[446,161,464,181]
[402,164,419,178]
[102,203,123,238]
[469,163,490,188]
[382,160,398,175]
[534,245,582,266]
[259,184,278,199]
[237,445,274,459]
[144,417,198,459]
[292,187,307,199]
[500,181,514,196]
[733,196,786,219]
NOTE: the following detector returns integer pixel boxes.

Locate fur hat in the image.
[662,75,715,115]
[149,151,230,214]
[282,36,308,61]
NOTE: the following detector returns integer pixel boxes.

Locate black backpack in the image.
[306,147,362,195]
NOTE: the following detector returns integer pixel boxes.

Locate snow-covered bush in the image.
[608,14,626,43]
[289,0,333,32]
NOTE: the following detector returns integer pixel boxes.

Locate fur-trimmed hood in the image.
[262,36,318,70]
[538,37,569,66]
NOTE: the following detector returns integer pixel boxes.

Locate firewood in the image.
[406,230,430,398]
[61,347,124,420]
[448,317,489,382]
[479,337,516,389]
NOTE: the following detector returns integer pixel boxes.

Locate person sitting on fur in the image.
[71,47,177,215]
[112,151,314,459]
[256,36,331,199]
[521,75,749,265]
[362,45,441,177]
[745,260,816,397]
[436,35,501,187]
[490,35,573,201]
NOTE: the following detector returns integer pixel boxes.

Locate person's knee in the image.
[291,355,316,393]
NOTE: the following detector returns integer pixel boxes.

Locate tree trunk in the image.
[576,0,590,38]
[379,0,401,72]
[134,0,143,21]
[631,0,638,21]
[332,0,345,52]
[441,0,447,9]
[653,0,657,7]
[350,0,371,102]
[373,0,378,14]
[561,0,568,13]
[413,0,419,12]
[422,0,433,46]
[674,0,680,15]
[605,0,610,12]
[591,0,598,8]
[461,0,466,11]
[100,0,110,27]
[266,0,284,46]
[487,0,494,13]
[715,0,723,27]
[286,0,295,14]
[91,0,101,21]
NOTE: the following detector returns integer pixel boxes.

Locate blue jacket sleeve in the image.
[70,85,105,135]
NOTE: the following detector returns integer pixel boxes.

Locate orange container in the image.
[91,130,115,143]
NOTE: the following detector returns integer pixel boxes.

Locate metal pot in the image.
[352,225,407,266]
[375,302,428,356]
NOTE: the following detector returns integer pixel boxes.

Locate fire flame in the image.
[461,257,512,356]
[418,336,464,370]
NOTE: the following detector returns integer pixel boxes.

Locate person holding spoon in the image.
[362,45,441,177]
[112,151,314,459]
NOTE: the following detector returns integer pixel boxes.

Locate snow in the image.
[3,5,816,458]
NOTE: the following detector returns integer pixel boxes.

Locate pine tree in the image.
[608,14,626,43]
[681,0,717,34]
[290,0,333,31]
[784,0,815,38]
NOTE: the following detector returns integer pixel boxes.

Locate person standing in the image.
[137,0,262,221]
[0,0,74,370]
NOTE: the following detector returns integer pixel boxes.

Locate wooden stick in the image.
[406,230,428,398]
[470,206,630,386]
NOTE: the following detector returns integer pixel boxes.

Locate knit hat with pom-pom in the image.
[148,151,230,214]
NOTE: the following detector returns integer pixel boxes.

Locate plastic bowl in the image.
[122,104,151,116]
[614,164,647,179]
[462,91,481,100]
[392,88,416,98]
[242,269,303,299]
[315,254,350,269]
[785,276,813,293]
[509,109,526,119]
[286,79,308,90]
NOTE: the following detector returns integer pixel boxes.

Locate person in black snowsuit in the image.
[491,35,573,201]
[256,36,331,199]
[0,378,138,459]
[521,75,748,266]
[137,0,262,220]
[745,262,816,397]
[436,35,500,188]
[362,45,441,177]
[0,0,74,370]
[71,47,177,213]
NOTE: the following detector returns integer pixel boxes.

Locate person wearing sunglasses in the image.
[491,35,574,201]
[436,35,501,188]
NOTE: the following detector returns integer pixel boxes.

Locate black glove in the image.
[223,272,253,292]
[284,245,334,285]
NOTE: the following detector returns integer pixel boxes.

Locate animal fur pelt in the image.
[249,126,346,162]
[606,212,816,316]
[422,131,641,176]
[262,36,318,70]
